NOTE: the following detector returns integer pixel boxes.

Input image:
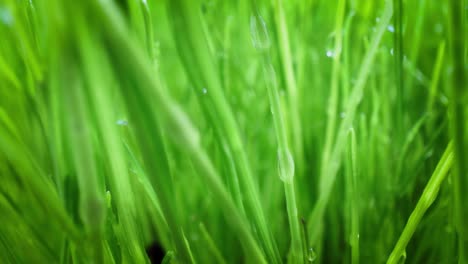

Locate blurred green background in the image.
[0,0,466,263]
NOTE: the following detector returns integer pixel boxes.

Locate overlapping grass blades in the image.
[0,0,466,263]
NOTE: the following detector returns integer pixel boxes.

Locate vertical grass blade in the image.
[165,1,280,262]
[387,142,453,264]
[272,0,305,173]
[448,0,468,262]
[307,0,394,246]
[346,128,360,264]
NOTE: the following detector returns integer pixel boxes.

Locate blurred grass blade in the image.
[387,142,453,264]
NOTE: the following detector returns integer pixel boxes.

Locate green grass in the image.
[0,0,466,263]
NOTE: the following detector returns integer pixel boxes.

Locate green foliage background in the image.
[0,0,466,263]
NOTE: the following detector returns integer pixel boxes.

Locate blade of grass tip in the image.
[426,41,446,119]
[307,0,393,245]
[346,128,359,264]
[182,230,197,264]
[251,10,303,260]
[10,15,42,86]
[0,55,21,90]
[300,218,317,263]
[24,0,39,52]
[104,191,131,264]
[165,1,280,262]
[405,0,426,92]
[199,223,228,264]
[395,114,428,180]
[88,1,267,262]
[448,1,468,261]
[139,0,155,61]
[0,108,23,146]
[272,0,304,174]
[319,0,346,216]
[386,142,454,264]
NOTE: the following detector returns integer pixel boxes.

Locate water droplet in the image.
[307,247,317,262]
[387,24,395,33]
[277,148,295,183]
[105,191,112,208]
[202,88,207,94]
[326,50,334,58]
[390,48,394,56]
[250,14,271,51]
[0,7,13,26]
[340,112,346,119]
[116,119,128,126]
